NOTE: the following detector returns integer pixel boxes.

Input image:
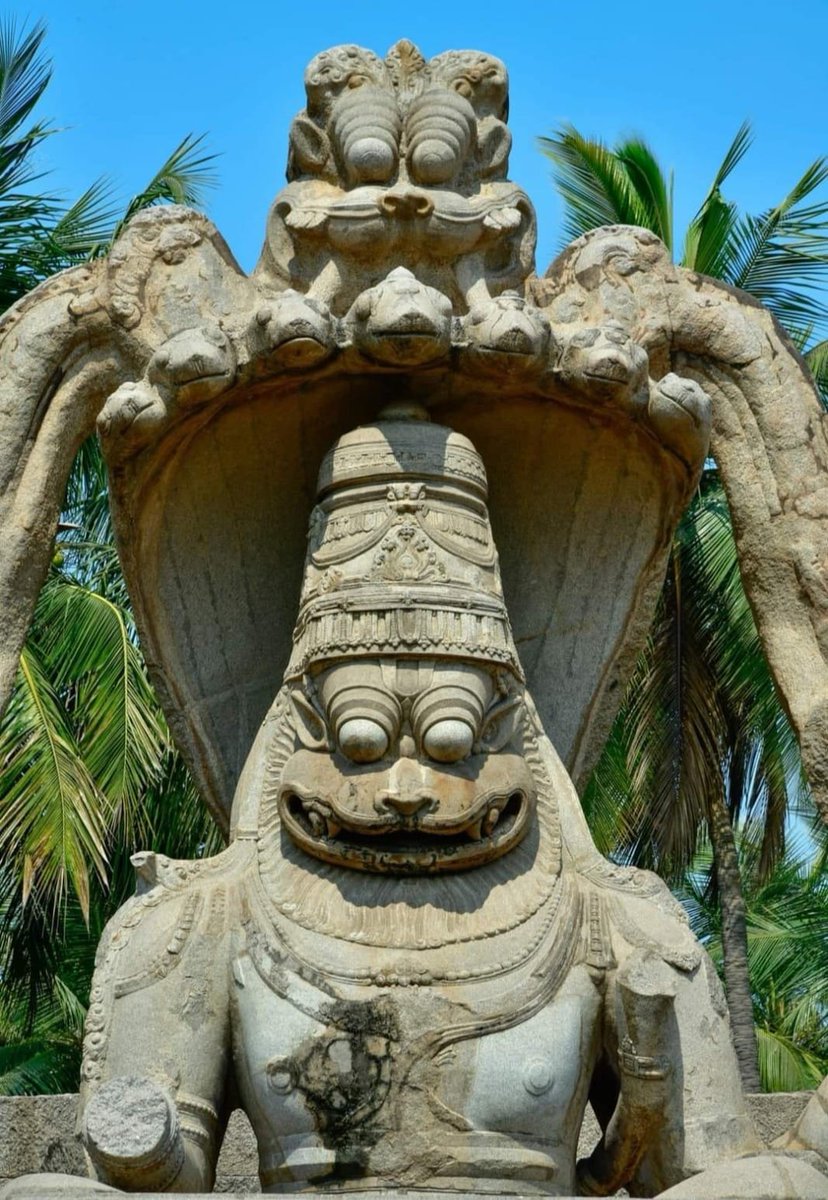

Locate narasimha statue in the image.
[2,39,828,1200]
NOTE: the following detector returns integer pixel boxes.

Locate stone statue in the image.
[2,39,828,1199]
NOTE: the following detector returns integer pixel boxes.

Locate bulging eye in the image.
[338,717,389,763]
[423,718,474,763]
[347,73,367,89]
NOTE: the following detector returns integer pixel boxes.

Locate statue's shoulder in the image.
[92,840,254,987]
[576,860,702,974]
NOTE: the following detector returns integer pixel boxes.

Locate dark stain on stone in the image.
[278,993,401,1180]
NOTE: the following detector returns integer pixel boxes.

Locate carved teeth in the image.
[467,805,502,841]
[295,798,339,840]
[466,818,484,841]
[482,806,500,837]
[306,808,326,838]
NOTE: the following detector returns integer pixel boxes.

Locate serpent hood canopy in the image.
[1,40,827,837]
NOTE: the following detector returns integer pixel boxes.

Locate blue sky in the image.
[29,0,828,275]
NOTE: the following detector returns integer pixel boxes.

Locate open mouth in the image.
[474,344,540,359]
[369,328,445,343]
[279,790,530,873]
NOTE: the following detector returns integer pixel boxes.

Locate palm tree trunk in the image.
[707,785,761,1091]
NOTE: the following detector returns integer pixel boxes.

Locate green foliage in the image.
[682,843,828,1091]
[584,475,805,882]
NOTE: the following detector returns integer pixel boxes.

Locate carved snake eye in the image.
[339,717,389,763]
[423,718,474,763]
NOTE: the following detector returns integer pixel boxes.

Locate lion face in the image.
[278,658,535,873]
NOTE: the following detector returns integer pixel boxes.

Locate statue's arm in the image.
[79,868,235,1192]
[624,948,761,1195]
[577,884,761,1196]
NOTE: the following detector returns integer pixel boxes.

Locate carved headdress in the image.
[285,405,524,682]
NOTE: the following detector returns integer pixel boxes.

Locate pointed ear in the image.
[477,118,511,180]
[287,115,332,180]
[478,692,524,753]
[288,685,330,750]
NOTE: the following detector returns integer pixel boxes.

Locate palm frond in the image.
[37,178,121,266]
[539,125,662,248]
[682,190,741,277]
[580,723,642,861]
[36,576,167,825]
[0,1038,81,1096]
[756,1026,825,1091]
[615,138,673,250]
[701,121,754,200]
[683,121,754,274]
[0,20,51,143]
[109,134,218,248]
[0,643,108,919]
[723,159,828,336]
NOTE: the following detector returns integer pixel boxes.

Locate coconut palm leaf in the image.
[0,1038,80,1096]
[579,721,642,861]
[682,121,753,275]
[588,477,797,879]
[0,19,53,203]
[538,126,666,248]
[680,843,828,1089]
[615,139,673,251]
[0,640,108,919]
[31,179,121,273]
[108,133,218,249]
[36,576,167,830]
[0,21,51,144]
[720,160,828,335]
[756,1026,825,1092]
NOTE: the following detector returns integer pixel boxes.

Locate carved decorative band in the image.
[298,583,508,616]
[309,503,495,570]
[287,602,522,678]
[619,1036,671,1080]
[318,443,488,496]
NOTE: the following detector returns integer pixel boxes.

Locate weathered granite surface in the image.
[0,1093,813,1194]
[3,36,828,1200]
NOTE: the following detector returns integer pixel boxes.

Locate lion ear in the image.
[288,685,330,750]
[477,118,511,179]
[478,693,523,753]
[287,115,332,180]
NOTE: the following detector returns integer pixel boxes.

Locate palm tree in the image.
[682,837,828,1092]
[0,19,221,1092]
[540,124,828,1090]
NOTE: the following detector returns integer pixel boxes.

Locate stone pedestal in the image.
[0,1092,812,1196]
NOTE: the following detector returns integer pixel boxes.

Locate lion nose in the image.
[376,790,434,817]
[378,187,435,219]
[374,758,437,818]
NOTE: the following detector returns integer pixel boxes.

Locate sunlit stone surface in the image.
[2,38,828,1200]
